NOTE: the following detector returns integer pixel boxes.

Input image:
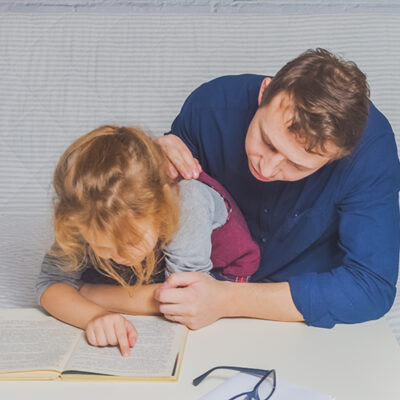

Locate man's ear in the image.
[258,77,272,106]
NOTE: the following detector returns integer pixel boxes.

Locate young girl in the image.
[36,126,259,356]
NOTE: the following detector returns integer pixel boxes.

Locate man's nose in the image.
[260,153,283,178]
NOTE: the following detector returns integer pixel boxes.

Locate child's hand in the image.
[85,312,138,357]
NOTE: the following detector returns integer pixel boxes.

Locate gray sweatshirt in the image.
[35,179,228,304]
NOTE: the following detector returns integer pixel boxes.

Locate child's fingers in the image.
[86,313,119,347]
[85,314,138,356]
[114,318,131,357]
[86,326,98,346]
[93,325,108,347]
[104,323,118,346]
[86,324,107,347]
[124,319,138,347]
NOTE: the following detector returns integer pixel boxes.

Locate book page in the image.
[0,318,80,373]
[63,316,187,378]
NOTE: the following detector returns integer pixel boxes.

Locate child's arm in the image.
[79,283,162,315]
[37,251,137,356]
[40,283,137,357]
[40,282,109,329]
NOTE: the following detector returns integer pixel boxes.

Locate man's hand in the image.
[85,312,138,357]
[155,135,202,179]
[154,272,228,330]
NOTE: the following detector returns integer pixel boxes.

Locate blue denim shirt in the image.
[166,74,400,328]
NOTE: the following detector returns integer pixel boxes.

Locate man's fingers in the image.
[166,160,179,179]
[180,152,201,179]
[159,302,192,317]
[194,158,203,174]
[155,286,191,304]
[155,272,204,302]
[180,152,202,179]
[164,272,202,289]
[164,314,198,330]
[167,147,195,179]
[164,314,186,324]
[156,135,201,179]
[115,319,131,357]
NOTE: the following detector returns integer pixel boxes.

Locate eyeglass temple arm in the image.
[193,366,270,386]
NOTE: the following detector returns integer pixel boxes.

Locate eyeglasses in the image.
[193,366,276,400]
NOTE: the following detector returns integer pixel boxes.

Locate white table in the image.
[0,308,399,399]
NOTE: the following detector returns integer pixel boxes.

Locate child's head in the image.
[51,125,180,287]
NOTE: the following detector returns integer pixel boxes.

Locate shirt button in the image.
[261,237,267,243]
[263,208,269,213]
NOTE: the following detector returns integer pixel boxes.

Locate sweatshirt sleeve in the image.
[288,132,400,328]
[35,248,86,305]
[164,180,227,277]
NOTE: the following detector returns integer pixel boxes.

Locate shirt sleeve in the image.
[163,180,227,277]
[288,134,400,328]
[35,246,86,305]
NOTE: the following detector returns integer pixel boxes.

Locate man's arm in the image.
[154,272,303,330]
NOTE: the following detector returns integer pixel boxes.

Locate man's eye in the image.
[290,162,307,171]
[266,143,277,153]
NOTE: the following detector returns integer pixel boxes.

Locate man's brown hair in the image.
[260,48,370,157]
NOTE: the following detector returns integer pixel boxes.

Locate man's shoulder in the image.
[200,74,266,90]
[333,101,400,190]
[362,101,394,145]
[187,74,266,109]
[335,101,396,168]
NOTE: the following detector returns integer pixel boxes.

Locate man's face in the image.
[245,91,339,182]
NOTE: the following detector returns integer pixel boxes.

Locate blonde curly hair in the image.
[50,125,180,288]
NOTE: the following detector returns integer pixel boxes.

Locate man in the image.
[154,48,400,329]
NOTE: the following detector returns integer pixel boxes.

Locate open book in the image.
[0,313,188,381]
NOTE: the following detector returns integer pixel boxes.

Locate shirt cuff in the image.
[288,272,336,329]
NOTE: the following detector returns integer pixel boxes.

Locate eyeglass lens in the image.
[230,371,275,400]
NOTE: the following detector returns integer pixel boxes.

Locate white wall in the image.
[0,1,399,342]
